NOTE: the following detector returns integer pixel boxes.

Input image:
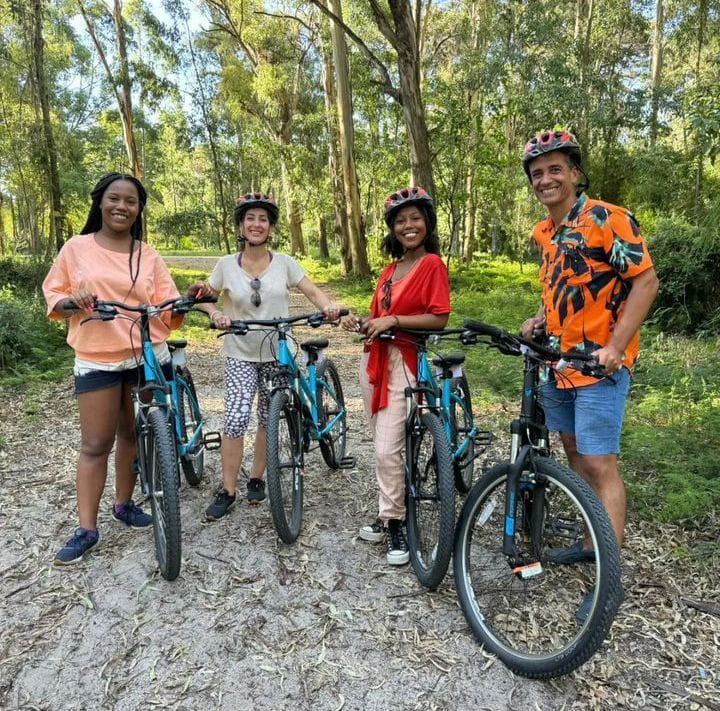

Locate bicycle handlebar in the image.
[217,309,349,336]
[61,294,217,318]
[462,319,605,377]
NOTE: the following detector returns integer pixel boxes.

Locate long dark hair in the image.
[382,202,441,260]
[80,173,148,295]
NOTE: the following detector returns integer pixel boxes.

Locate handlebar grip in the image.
[463,319,503,339]
[60,299,81,311]
[193,294,218,304]
[338,308,349,317]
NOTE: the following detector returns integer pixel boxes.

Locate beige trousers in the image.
[360,348,416,522]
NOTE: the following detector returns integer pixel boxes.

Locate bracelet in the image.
[210,311,221,322]
[392,315,400,327]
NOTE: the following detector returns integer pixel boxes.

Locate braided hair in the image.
[80,173,147,295]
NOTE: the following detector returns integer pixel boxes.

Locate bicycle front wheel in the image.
[266,390,304,543]
[405,411,455,589]
[449,374,475,493]
[453,458,622,678]
[316,358,347,469]
[145,408,182,580]
[176,367,204,486]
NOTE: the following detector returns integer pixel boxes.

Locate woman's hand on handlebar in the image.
[362,316,396,341]
[323,302,342,322]
[62,285,97,314]
[210,311,232,331]
[341,312,362,332]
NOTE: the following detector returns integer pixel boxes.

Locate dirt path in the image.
[1,284,718,710]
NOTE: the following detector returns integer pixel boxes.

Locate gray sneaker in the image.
[247,477,266,504]
[205,489,236,521]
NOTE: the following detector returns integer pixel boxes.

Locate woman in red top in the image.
[342,187,450,566]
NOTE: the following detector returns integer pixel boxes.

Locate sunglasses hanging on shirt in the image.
[250,277,262,307]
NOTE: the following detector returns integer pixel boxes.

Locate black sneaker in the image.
[247,477,266,504]
[545,541,596,565]
[386,519,409,566]
[359,518,385,543]
[205,489,236,521]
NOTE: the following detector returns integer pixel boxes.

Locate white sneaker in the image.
[359,518,385,543]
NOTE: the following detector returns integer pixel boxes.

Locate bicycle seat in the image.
[167,339,188,351]
[300,338,329,353]
[432,353,465,367]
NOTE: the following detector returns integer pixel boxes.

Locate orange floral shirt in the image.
[532,193,654,387]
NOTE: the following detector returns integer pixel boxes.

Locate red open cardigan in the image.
[365,253,451,414]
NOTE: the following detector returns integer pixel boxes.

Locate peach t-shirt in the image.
[42,234,181,362]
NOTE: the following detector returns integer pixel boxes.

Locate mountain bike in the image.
[221,311,353,543]
[453,320,622,678]
[374,329,492,589]
[64,295,220,580]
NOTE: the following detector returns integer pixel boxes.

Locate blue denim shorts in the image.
[539,367,631,455]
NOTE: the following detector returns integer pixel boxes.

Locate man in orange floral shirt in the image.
[520,131,659,592]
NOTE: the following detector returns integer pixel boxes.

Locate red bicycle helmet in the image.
[522,130,582,177]
[234,192,279,225]
[383,186,436,230]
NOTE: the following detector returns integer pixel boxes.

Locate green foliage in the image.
[647,217,720,333]
[0,287,69,382]
[0,257,51,292]
[622,332,720,520]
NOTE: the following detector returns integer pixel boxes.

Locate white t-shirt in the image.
[208,252,306,362]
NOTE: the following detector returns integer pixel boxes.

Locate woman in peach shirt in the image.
[43,173,182,565]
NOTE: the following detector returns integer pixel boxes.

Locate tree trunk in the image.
[112,0,142,178]
[280,152,305,255]
[79,0,142,180]
[388,0,435,197]
[31,0,65,253]
[328,0,369,276]
[183,11,231,253]
[649,0,664,147]
[463,169,476,261]
[693,0,708,223]
[320,13,352,273]
[318,216,330,259]
[0,193,6,255]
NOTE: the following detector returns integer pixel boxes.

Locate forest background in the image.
[0,0,719,531]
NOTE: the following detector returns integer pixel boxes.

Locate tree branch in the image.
[366,0,397,49]
[254,10,314,36]
[307,0,399,102]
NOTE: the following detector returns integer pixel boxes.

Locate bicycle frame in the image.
[272,327,345,442]
[404,338,478,464]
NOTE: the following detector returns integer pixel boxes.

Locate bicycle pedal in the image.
[338,456,356,469]
[474,431,494,447]
[203,431,222,450]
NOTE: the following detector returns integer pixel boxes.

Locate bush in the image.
[647,217,720,334]
[0,256,51,293]
[0,287,68,378]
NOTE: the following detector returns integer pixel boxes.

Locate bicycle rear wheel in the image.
[449,374,475,493]
[176,367,204,486]
[405,411,455,589]
[316,358,347,469]
[266,389,304,543]
[453,457,622,678]
[144,408,181,580]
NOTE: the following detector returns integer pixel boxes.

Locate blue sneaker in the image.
[112,499,153,528]
[54,527,100,565]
